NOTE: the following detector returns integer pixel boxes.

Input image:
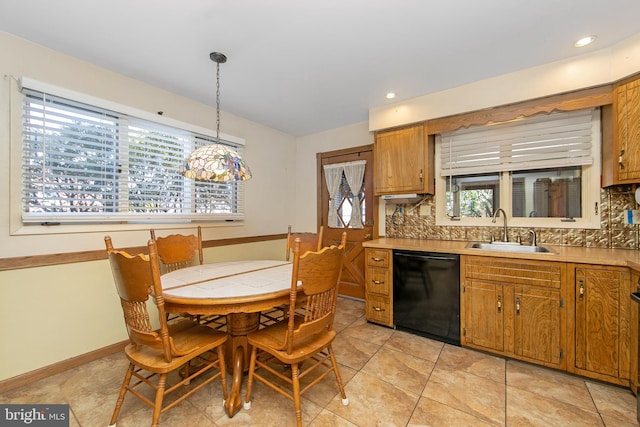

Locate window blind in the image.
[21,86,245,223]
[440,108,597,176]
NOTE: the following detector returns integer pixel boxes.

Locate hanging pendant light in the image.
[181,52,252,182]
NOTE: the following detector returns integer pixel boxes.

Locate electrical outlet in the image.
[420,205,431,216]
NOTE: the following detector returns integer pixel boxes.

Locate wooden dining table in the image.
[161,260,295,417]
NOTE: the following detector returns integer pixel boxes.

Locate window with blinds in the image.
[21,86,245,224]
[440,108,596,176]
[435,107,601,228]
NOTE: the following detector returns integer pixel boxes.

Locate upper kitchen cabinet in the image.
[373,124,434,195]
[613,76,640,183]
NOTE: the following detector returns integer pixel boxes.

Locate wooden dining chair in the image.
[261,225,326,327]
[150,226,203,273]
[244,232,349,427]
[104,236,228,427]
[150,227,225,327]
[285,224,324,261]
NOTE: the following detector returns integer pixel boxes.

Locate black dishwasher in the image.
[393,251,460,345]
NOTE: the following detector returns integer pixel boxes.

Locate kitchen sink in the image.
[465,242,557,254]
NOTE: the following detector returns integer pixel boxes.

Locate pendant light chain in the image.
[215,59,221,143]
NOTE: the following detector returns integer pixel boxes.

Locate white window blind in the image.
[21,85,246,223]
[440,108,597,176]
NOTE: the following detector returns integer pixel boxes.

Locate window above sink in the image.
[435,108,602,230]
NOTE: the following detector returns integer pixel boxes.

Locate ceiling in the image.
[2,1,640,137]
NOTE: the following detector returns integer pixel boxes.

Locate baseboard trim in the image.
[0,340,127,394]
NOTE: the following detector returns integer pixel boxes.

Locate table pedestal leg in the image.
[225,346,244,416]
[223,312,260,417]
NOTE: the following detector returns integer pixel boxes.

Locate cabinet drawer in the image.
[465,256,561,289]
[366,294,392,326]
[366,267,391,295]
[366,249,391,268]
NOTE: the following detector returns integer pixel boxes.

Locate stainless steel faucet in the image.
[492,208,508,242]
[528,229,537,246]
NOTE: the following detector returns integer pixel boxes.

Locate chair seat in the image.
[125,321,227,373]
[247,319,336,365]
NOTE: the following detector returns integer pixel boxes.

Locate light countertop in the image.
[364,238,640,270]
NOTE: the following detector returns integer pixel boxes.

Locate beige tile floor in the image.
[2,297,639,426]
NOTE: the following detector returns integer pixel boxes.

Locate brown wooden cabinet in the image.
[373,124,434,195]
[361,243,639,390]
[461,256,565,369]
[461,279,504,352]
[613,77,640,183]
[513,286,562,366]
[364,248,393,327]
[569,264,632,386]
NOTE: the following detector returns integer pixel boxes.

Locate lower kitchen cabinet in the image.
[513,286,562,366]
[364,248,393,327]
[631,268,640,394]
[362,247,638,390]
[461,256,565,369]
[569,264,632,386]
[461,280,504,352]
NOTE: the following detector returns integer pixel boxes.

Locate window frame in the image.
[434,109,602,230]
[10,77,247,235]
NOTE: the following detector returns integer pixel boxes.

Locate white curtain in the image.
[343,160,366,228]
[323,160,366,229]
[323,164,344,228]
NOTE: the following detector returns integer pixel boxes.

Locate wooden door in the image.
[575,267,630,379]
[513,286,562,366]
[463,280,504,352]
[318,145,375,299]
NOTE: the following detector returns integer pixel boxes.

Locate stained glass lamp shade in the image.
[181,144,252,181]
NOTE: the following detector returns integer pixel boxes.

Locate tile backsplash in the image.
[384,185,639,250]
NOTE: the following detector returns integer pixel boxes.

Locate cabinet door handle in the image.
[372,280,384,285]
[371,257,384,262]
[419,168,423,183]
[516,297,521,315]
[373,306,385,312]
[578,280,585,301]
[619,150,625,169]
[497,295,502,313]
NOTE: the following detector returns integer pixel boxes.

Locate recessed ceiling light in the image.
[385,92,396,100]
[574,35,596,48]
